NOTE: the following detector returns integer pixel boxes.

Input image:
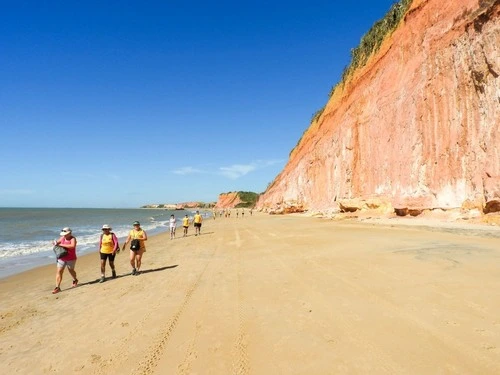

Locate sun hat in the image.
[60,227,72,236]
[133,221,140,225]
[102,224,112,230]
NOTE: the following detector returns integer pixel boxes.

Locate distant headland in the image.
[141,191,260,210]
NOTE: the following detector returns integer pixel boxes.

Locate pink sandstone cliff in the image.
[215,192,242,209]
[257,0,500,217]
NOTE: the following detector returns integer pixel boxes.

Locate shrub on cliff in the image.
[330,0,413,97]
[235,191,260,208]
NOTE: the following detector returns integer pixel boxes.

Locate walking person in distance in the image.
[193,211,203,236]
[182,214,190,237]
[169,214,176,240]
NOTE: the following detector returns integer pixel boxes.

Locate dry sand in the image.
[1,213,499,374]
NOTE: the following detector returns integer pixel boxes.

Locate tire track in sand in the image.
[176,320,201,375]
[92,268,182,375]
[132,247,215,375]
[231,228,250,375]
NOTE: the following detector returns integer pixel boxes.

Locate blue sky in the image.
[1,0,398,208]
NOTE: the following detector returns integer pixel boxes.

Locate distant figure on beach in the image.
[169,214,176,240]
[122,221,147,275]
[212,208,216,220]
[250,208,253,216]
[236,209,239,218]
[98,224,119,283]
[193,211,203,236]
[182,214,190,237]
[52,227,78,294]
[241,209,244,218]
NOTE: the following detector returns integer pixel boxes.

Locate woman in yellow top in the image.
[193,211,202,236]
[122,221,147,275]
[182,214,190,237]
[99,224,119,283]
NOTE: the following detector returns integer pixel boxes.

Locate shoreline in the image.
[2,211,499,282]
[0,228,174,286]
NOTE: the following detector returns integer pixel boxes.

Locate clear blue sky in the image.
[1,0,397,208]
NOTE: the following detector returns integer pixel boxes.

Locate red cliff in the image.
[257,0,500,218]
[215,192,243,209]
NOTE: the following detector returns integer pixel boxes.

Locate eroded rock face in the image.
[257,0,500,215]
[215,192,242,209]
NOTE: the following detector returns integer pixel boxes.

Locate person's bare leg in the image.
[136,251,143,273]
[67,266,78,286]
[55,267,64,288]
[100,259,106,276]
[129,250,136,268]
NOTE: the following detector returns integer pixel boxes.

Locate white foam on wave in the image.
[0,220,169,260]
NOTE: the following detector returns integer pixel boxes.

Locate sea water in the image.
[0,207,194,279]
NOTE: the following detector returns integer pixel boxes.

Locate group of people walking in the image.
[51,211,204,294]
[169,211,203,239]
[51,220,148,294]
[215,208,253,218]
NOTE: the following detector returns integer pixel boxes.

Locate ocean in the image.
[0,207,196,279]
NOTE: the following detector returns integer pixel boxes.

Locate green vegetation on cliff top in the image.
[221,191,260,208]
[309,0,413,126]
[290,0,414,159]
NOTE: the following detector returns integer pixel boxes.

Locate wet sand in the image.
[1,213,499,374]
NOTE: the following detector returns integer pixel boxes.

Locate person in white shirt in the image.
[169,214,176,240]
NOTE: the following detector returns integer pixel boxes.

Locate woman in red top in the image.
[52,227,78,294]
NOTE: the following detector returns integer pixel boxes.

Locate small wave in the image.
[0,219,171,260]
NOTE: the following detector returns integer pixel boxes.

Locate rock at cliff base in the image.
[484,200,500,214]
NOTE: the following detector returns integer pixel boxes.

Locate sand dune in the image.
[1,213,499,374]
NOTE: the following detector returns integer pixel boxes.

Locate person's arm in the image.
[54,236,63,246]
[122,233,131,251]
[142,231,148,241]
[58,237,76,249]
[112,233,118,253]
[98,235,103,252]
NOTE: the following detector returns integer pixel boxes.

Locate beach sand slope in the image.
[1,214,500,374]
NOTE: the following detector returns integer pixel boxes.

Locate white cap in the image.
[60,227,72,236]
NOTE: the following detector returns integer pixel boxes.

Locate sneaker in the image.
[72,279,78,288]
[131,268,136,276]
[112,270,117,279]
[52,287,61,294]
[99,276,105,283]
[135,270,141,276]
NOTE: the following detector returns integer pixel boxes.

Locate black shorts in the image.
[194,223,201,228]
[100,252,116,261]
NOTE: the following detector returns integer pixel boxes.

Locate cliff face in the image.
[257,0,500,215]
[215,192,242,208]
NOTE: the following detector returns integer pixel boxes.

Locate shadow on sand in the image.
[78,265,179,286]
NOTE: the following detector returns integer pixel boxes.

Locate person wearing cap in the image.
[52,227,78,294]
[122,221,147,275]
[98,224,119,283]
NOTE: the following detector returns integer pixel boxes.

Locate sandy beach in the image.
[1,213,500,374]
